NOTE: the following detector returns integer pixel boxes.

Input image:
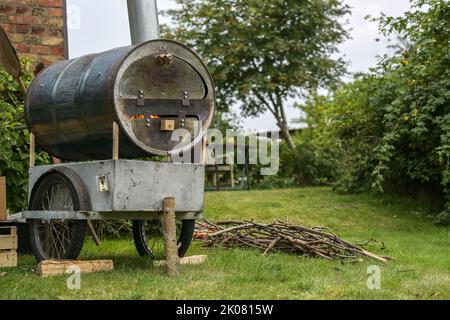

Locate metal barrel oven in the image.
[25,39,215,161]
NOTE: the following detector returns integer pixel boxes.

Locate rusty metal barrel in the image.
[25,39,215,161]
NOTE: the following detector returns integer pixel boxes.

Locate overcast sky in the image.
[66,0,412,131]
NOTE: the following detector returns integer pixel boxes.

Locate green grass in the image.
[1,187,449,300]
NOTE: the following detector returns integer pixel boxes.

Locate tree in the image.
[168,0,350,150]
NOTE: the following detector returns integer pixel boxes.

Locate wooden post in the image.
[230,164,235,188]
[112,122,119,160]
[17,77,28,96]
[161,197,179,276]
[29,133,35,168]
[201,137,207,165]
[87,221,101,246]
[0,177,6,221]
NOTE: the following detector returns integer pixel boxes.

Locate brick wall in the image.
[0,0,66,67]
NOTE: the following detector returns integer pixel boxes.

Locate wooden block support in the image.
[0,177,6,221]
[0,226,17,268]
[154,255,208,268]
[112,121,120,160]
[161,197,179,276]
[0,227,17,251]
[29,133,35,168]
[0,251,17,268]
[36,260,114,277]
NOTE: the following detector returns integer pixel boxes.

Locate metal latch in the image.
[96,175,110,192]
[178,111,186,128]
[182,90,189,106]
[137,89,145,106]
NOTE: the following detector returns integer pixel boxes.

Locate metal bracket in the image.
[182,90,190,106]
[178,111,187,128]
[137,89,145,106]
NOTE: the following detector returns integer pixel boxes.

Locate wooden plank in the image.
[36,259,114,277]
[0,177,6,221]
[0,250,17,268]
[112,122,119,160]
[154,255,208,268]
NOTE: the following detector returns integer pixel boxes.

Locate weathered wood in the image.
[0,227,17,268]
[198,220,392,262]
[36,259,114,277]
[0,250,17,268]
[112,121,120,160]
[87,221,101,246]
[0,177,6,221]
[29,133,35,168]
[17,76,28,96]
[154,255,207,268]
[0,226,17,251]
[161,197,179,276]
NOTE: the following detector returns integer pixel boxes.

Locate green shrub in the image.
[324,0,450,223]
[0,60,51,214]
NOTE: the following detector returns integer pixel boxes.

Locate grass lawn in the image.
[1,187,449,300]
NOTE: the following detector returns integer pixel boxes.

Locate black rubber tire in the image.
[29,170,89,262]
[132,219,195,258]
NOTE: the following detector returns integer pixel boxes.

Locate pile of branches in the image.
[195,220,389,262]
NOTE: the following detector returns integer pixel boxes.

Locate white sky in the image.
[66,0,411,131]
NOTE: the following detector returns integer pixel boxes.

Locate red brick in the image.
[16,43,32,53]
[31,44,51,55]
[38,0,62,8]
[40,53,62,63]
[16,6,30,15]
[32,7,46,16]
[9,15,42,25]
[0,23,15,32]
[44,17,63,27]
[3,0,65,67]
[0,5,13,14]
[16,24,30,34]
[51,45,64,56]
[31,26,46,35]
[47,8,63,17]
[47,27,63,37]
[41,36,62,46]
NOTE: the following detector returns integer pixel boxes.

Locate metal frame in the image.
[24,121,208,222]
[22,210,202,221]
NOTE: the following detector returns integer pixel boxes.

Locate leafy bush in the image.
[324,0,450,223]
[0,60,51,214]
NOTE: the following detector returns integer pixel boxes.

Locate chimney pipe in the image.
[127,0,160,45]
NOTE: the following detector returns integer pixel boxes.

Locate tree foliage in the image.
[168,0,350,149]
[0,60,51,214]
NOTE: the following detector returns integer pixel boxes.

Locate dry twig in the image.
[195,220,389,262]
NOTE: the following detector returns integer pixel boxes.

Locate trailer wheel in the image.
[132,219,195,259]
[29,170,89,262]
